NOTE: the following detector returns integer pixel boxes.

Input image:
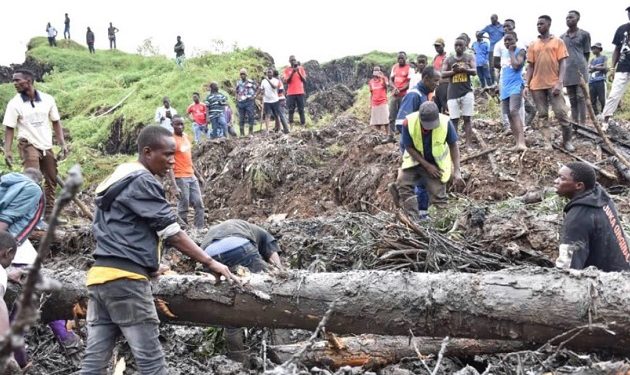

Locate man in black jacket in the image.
[81,126,237,374]
[555,162,630,271]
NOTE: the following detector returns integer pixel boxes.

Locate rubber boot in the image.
[541,127,553,151]
[562,126,575,152]
[225,328,248,363]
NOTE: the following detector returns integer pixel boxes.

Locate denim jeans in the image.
[286,94,306,125]
[237,99,256,135]
[81,279,166,374]
[175,177,204,229]
[192,122,209,143]
[476,65,492,87]
[210,242,268,273]
[210,114,227,138]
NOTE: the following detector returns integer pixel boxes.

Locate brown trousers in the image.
[396,165,447,218]
[530,89,571,128]
[18,139,57,217]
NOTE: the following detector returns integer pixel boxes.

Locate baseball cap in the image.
[434,38,445,46]
[419,102,440,130]
[591,42,603,50]
[239,68,247,74]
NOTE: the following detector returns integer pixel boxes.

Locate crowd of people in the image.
[0,5,629,373]
[44,14,119,51]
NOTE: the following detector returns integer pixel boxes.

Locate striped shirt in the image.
[204,92,228,119]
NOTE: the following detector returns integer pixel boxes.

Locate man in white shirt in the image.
[155,96,178,133]
[3,69,68,220]
[259,68,289,134]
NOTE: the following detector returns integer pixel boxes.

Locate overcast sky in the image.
[2,0,629,67]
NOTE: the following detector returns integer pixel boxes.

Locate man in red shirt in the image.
[168,115,205,229]
[388,51,411,141]
[186,92,208,143]
[282,55,307,126]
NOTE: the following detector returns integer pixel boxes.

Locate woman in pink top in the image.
[368,66,389,134]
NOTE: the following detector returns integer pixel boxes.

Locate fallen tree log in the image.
[269,335,529,368]
[7,267,630,354]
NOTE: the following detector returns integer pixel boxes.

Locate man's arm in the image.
[509,49,526,70]
[583,33,591,64]
[193,165,204,187]
[297,67,306,83]
[441,58,454,78]
[465,55,477,75]
[612,45,621,69]
[0,296,9,337]
[52,120,68,160]
[167,169,180,199]
[268,252,283,268]
[155,108,163,123]
[3,127,14,168]
[554,58,567,95]
[449,142,462,179]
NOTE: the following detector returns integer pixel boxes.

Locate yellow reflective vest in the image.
[400,112,452,183]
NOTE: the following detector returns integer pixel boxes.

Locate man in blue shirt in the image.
[588,43,608,115]
[481,14,505,85]
[472,32,492,88]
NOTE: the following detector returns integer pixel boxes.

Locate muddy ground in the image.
[19,97,630,374]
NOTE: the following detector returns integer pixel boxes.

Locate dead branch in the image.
[551,144,617,180]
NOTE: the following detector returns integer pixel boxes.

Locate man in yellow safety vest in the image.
[396,101,464,220]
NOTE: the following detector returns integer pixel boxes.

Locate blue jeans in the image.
[210,242,268,273]
[81,279,166,375]
[477,65,492,88]
[237,99,256,135]
[210,114,227,138]
[192,122,209,143]
[175,177,204,229]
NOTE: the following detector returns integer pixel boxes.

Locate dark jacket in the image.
[92,163,178,277]
[200,219,280,261]
[559,184,630,271]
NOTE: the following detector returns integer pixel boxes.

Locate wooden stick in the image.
[472,129,498,174]
[578,77,630,170]
[552,144,617,180]
[461,147,498,163]
[92,88,136,119]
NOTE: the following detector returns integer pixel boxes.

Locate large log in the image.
[9,267,630,353]
[269,335,529,368]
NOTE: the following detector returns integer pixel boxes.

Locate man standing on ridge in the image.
[560,10,591,127]
[108,22,119,49]
[368,66,389,135]
[63,13,70,40]
[481,14,505,85]
[283,56,307,127]
[235,68,257,136]
[525,15,573,151]
[86,27,95,54]
[3,69,69,222]
[46,23,58,47]
[80,125,237,373]
[174,36,185,67]
[387,51,411,142]
[472,32,492,88]
[259,68,289,134]
[589,43,608,115]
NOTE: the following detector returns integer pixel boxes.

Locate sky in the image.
[1,0,629,67]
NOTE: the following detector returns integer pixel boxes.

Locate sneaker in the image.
[418,210,430,222]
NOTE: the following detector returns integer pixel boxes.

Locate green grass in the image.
[0,37,273,185]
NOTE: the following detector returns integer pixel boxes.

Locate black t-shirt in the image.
[445,54,474,99]
[613,23,630,73]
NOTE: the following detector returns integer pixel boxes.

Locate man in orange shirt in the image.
[524,15,573,151]
[168,115,205,229]
[283,55,307,126]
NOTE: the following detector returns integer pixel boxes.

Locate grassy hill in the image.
[0,37,273,184]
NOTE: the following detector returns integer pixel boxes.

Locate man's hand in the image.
[170,186,181,199]
[552,81,563,96]
[58,144,69,161]
[206,259,240,284]
[7,268,27,284]
[4,152,13,169]
[424,163,443,180]
[452,171,466,190]
[197,176,205,187]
